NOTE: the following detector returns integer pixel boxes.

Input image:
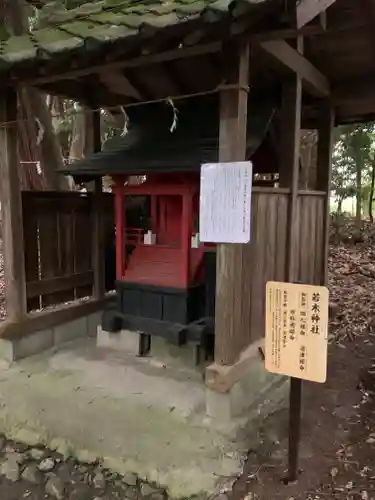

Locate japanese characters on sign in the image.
[199,162,252,244]
[265,282,329,383]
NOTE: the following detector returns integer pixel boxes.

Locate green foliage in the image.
[332,123,375,215]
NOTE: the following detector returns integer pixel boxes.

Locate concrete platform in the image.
[0,338,288,498]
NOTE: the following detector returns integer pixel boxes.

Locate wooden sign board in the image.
[199,161,252,244]
[265,281,329,383]
[297,0,336,28]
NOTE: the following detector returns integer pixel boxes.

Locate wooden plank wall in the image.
[247,189,325,342]
[22,191,114,312]
[297,192,325,286]
[246,189,289,344]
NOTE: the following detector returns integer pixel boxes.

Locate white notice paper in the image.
[199,162,252,244]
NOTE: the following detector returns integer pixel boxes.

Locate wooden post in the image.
[181,193,192,288]
[316,104,335,286]
[0,88,27,320]
[214,43,250,366]
[114,181,125,280]
[91,109,105,299]
[278,65,303,484]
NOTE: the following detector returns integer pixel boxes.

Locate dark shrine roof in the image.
[61,94,278,180]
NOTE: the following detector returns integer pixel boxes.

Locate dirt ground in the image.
[232,241,375,500]
[233,331,375,500]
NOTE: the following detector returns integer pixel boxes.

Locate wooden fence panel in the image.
[246,190,324,344]
[22,191,114,312]
[248,190,289,342]
[297,193,325,285]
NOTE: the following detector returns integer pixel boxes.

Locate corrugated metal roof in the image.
[0,0,270,72]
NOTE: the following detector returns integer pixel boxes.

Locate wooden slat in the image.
[280,73,302,283]
[314,197,324,284]
[265,194,278,283]
[38,208,60,306]
[22,197,40,311]
[250,193,269,341]
[55,209,76,303]
[275,194,288,282]
[316,105,335,285]
[307,198,318,281]
[247,193,259,341]
[74,201,93,299]
[26,271,93,299]
[297,194,325,286]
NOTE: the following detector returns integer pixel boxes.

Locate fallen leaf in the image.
[330,467,339,478]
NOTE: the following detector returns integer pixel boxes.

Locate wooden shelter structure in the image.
[0,0,374,386]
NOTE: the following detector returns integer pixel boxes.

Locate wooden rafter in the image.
[26,42,223,87]
[132,64,180,100]
[99,71,144,101]
[296,0,337,29]
[259,39,330,97]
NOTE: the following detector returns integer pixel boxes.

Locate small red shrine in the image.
[108,170,213,358]
[114,172,203,289]
[62,94,279,361]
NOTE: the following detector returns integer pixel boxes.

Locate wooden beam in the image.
[26,271,93,299]
[297,0,337,29]
[91,110,105,299]
[333,76,375,113]
[214,42,250,366]
[0,88,27,320]
[206,339,264,393]
[22,20,342,90]
[234,18,359,41]
[132,64,181,100]
[316,104,334,286]
[99,71,143,101]
[25,42,222,87]
[259,39,330,97]
[0,297,111,343]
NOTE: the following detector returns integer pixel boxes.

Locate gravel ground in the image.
[0,438,167,500]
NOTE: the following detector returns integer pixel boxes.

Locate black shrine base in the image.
[116,280,206,326]
[101,252,217,364]
[101,280,214,363]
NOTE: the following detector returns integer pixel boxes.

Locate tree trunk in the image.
[355,155,362,226]
[337,198,343,216]
[69,108,94,163]
[369,159,375,222]
[5,0,69,191]
[299,130,318,189]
